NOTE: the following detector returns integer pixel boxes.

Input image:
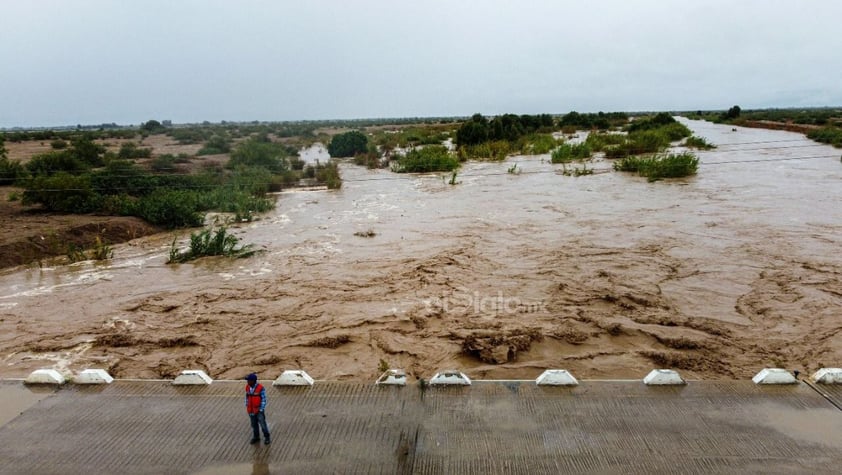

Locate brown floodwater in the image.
[1,119,840,381]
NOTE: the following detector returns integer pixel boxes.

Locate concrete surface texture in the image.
[0,380,841,474]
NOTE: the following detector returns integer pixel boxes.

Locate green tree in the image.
[327,131,368,157]
[0,137,27,185]
[141,120,164,133]
[455,114,489,146]
[68,135,106,167]
[725,105,741,120]
[197,134,231,155]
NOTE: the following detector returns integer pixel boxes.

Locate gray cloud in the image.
[2,0,840,127]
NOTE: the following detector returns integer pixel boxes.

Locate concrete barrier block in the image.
[812,368,842,384]
[25,369,65,385]
[752,368,797,385]
[644,369,686,386]
[376,369,407,386]
[429,370,471,386]
[172,370,213,385]
[75,369,114,384]
[535,369,579,386]
[273,370,314,386]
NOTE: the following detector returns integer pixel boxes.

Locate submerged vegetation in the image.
[455,113,555,160]
[614,152,699,182]
[458,140,512,161]
[684,136,716,150]
[560,163,593,177]
[602,114,692,158]
[551,143,592,163]
[66,237,113,263]
[167,227,257,263]
[392,145,459,173]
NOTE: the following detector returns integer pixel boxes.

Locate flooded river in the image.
[1,119,841,381]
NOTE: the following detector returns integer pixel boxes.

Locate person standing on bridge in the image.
[245,373,271,445]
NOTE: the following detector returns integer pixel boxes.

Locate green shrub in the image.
[225,166,273,195]
[328,131,368,157]
[91,160,155,195]
[585,132,627,152]
[66,244,87,263]
[168,226,257,263]
[629,130,671,153]
[807,127,842,148]
[21,173,99,212]
[457,140,511,161]
[227,139,288,172]
[201,186,274,222]
[659,122,693,141]
[604,130,672,158]
[560,163,594,176]
[0,157,27,185]
[118,142,152,159]
[393,145,459,172]
[354,151,385,169]
[520,134,559,155]
[168,128,211,145]
[132,189,203,228]
[315,160,343,189]
[628,112,679,133]
[50,139,68,150]
[684,136,716,150]
[151,154,177,172]
[614,152,699,182]
[289,156,306,170]
[68,135,106,167]
[197,135,231,155]
[551,143,592,163]
[26,151,89,176]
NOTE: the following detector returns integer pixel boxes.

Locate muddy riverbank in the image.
[1,119,840,381]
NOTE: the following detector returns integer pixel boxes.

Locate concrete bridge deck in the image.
[0,380,841,474]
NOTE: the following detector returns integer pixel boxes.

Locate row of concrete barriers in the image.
[19,367,842,386]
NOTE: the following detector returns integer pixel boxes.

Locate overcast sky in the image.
[2,0,841,127]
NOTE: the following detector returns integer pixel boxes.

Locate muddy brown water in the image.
[1,119,840,381]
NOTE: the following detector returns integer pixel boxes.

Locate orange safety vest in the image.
[245,383,264,414]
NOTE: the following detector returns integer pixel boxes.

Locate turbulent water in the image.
[1,119,841,381]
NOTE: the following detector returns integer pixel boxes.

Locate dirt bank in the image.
[0,188,163,269]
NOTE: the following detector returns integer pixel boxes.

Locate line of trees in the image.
[455,113,554,147]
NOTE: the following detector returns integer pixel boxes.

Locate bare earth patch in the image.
[0,188,163,269]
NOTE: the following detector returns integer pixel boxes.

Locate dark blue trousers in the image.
[249,412,270,440]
